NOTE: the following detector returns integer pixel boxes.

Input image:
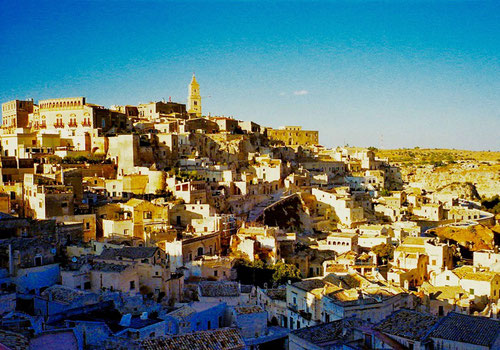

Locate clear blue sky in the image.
[1,0,499,150]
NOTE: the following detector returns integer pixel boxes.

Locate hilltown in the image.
[0,76,499,350]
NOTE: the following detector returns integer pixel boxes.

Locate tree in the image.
[47,155,62,164]
[272,261,301,285]
[371,243,394,264]
[379,188,391,197]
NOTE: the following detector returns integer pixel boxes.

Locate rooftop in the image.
[233,305,264,315]
[265,288,286,301]
[199,281,240,297]
[99,247,158,260]
[291,318,369,347]
[292,278,327,292]
[429,312,500,347]
[91,262,130,273]
[139,327,245,350]
[375,309,438,341]
[0,329,30,350]
[40,285,94,304]
[452,265,499,282]
[168,305,196,320]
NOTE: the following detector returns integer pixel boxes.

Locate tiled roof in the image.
[91,262,130,272]
[99,247,158,260]
[429,312,500,346]
[199,281,240,297]
[0,329,29,350]
[292,278,326,292]
[265,288,286,301]
[233,305,264,315]
[40,285,92,304]
[375,309,438,341]
[323,273,371,290]
[291,318,368,346]
[0,237,53,251]
[139,327,245,350]
[168,305,196,320]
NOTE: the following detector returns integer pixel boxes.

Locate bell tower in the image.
[188,73,202,117]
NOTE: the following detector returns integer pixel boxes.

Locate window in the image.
[130,281,135,290]
[470,288,474,295]
[214,270,218,277]
[34,256,42,266]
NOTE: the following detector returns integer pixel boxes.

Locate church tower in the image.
[188,74,202,117]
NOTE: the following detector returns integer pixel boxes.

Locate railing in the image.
[82,120,91,127]
[54,122,65,128]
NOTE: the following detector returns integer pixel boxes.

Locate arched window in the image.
[197,247,203,256]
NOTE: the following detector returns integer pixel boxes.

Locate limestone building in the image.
[266,126,318,146]
[1,99,34,132]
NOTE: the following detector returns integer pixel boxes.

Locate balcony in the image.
[68,121,78,128]
[39,123,47,129]
[81,120,91,127]
[53,122,65,128]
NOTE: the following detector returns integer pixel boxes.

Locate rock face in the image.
[258,194,313,232]
[435,182,481,201]
[404,163,500,199]
[430,224,500,251]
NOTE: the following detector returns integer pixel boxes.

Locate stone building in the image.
[1,99,34,132]
[266,126,318,146]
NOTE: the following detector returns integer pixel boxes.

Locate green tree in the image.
[47,155,62,164]
[379,188,391,197]
[371,243,394,264]
[272,261,301,285]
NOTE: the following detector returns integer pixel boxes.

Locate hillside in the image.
[375,148,500,164]
[430,224,500,251]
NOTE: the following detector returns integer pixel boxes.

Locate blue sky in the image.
[0,0,499,150]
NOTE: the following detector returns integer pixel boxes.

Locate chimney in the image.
[8,244,14,277]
